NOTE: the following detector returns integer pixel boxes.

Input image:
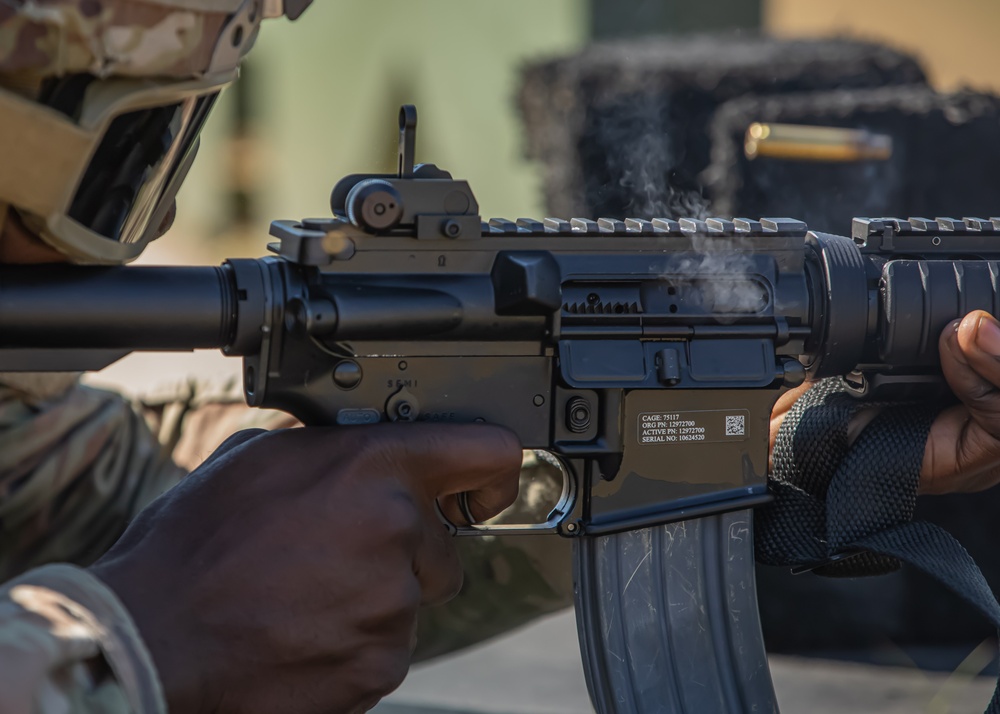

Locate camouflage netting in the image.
[519,34,1000,656]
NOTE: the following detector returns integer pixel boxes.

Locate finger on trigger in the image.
[459,483,518,523]
[388,424,523,514]
[436,486,516,527]
[436,494,473,527]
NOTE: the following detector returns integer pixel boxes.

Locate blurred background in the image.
[146,0,1000,264]
[96,1,1000,712]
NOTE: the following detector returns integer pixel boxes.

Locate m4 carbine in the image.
[2,106,999,713]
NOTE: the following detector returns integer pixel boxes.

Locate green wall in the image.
[167,1,585,259]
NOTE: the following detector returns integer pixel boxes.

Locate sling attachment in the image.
[756,378,1000,713]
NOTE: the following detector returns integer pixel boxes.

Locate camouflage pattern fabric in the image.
[0,0,243,95]
[0,374,184,582]
[0,372,574,710]
[0,563,164,714]
[0,373,285,713]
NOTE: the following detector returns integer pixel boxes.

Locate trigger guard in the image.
[433,500,458,536]
[456,491,477,524]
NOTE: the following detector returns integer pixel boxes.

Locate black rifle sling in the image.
[756,379,1000,713]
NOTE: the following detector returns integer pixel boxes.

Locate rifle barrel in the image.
[0,266,236,350]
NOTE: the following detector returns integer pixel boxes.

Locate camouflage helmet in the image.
[0,0,311,263]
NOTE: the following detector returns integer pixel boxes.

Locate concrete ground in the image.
[373,610,995,714]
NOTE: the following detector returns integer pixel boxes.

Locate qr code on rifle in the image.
[725,414,745,437]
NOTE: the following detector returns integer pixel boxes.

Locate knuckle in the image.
[965,422,1000,456]
[965,381,1000,412]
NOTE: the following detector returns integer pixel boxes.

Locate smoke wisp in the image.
[673,236,768,317]
[593,94,710,220]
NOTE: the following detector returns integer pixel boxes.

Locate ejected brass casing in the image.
[744,123,893,162]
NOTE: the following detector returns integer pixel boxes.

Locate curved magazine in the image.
[574,510,777,714]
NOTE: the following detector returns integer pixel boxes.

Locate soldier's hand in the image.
[90,424,521,714]
[770,310,1000,496]
[922,310,1000,494]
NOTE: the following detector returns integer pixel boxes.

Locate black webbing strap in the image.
[755,378,1000,713]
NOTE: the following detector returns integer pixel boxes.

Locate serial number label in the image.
[637,409,750,445]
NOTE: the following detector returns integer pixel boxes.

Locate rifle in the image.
[3,106,999,713]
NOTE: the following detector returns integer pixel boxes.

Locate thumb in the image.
[940,311,1000,425]
[921,311,1000,494]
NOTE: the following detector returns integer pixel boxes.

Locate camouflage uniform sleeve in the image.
[136,377,299,472]
[0,376,287,713]
[0,374,185,582]
[0,371,295,581]
[0,563,165,714]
